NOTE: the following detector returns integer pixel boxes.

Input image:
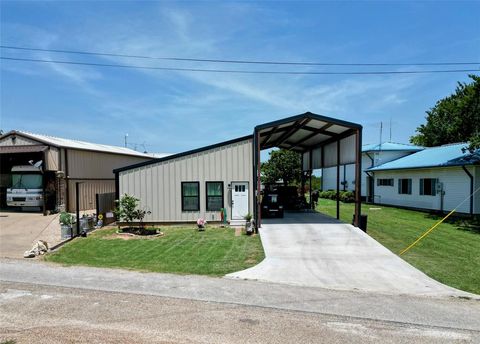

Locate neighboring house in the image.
[367,143,480,215]
[322,142,423,200]
[0,130,153,212]
[114,112,364,226]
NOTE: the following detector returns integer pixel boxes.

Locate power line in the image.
[1,45,479,67]
[1,56,478,75]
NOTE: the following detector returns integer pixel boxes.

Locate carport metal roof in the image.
[253,112,363,229]
[255,112,362,153]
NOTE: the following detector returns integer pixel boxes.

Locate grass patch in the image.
[317,199,480,295]
[46,226,264,276]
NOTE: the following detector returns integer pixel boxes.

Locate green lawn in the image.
[46,226,264,276]
[317,199,480,295]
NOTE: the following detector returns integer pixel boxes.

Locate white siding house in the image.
[368,143,480,215]
[322,142,423,199]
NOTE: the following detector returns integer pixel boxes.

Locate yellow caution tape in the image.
[399,209,456,255]
[399,185,480,256]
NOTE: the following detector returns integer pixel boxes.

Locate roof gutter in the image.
[462,165,474,216]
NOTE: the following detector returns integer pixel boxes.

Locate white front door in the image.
[231,182,249,220]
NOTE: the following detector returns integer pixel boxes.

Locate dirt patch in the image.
[107,231,165,240]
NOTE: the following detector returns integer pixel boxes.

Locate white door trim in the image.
[231,181,249,220]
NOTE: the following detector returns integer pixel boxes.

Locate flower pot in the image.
[61,224,72,239]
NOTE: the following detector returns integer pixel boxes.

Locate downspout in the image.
[114,171,120,201]
[365,152,374,168]
[365,152,374,203]
[365,171,374,204]
[462,165,474,216]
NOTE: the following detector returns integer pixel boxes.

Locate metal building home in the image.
[0,130,153,212]
[115,112,363,227]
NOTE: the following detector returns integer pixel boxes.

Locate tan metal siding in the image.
[68,179,115,211]
[0,135,38,146]
[119,138,254,223]
[67,149,151,179]
[45,147,60,171]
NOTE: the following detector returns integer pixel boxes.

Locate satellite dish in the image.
[33,160,43,168]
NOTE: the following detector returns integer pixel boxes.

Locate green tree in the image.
[261,149,302,186]
[114,194,147,228]
[311,175,322,191]
[410,75,480,152]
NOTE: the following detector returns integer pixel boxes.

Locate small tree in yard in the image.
[114,194,148,230]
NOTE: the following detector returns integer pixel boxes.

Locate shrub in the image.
[318,190,355,203]
[59,212,74,226]
[114,194,148,228]
[339,191,355,203]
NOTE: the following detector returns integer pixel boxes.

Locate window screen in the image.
[182,182,200,211]
[398,179,412,195]
[377,178,394,186]
[420,178,437,196]
[206,182,223,211]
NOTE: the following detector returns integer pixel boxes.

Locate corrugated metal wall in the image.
[302,133,357,170]
[68,179,115,211]
[65,149,151,211]
[67,149,149,179]
[118,138,254,223]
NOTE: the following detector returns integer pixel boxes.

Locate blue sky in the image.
[1,1,479,155]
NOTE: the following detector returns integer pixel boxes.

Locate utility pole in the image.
[389,118,392,141]
[379,122,383,147]
[124,133,128,148]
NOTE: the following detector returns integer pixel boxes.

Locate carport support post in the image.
[354,129,362,227]
[42,151,47,216]
[309,149,313,209]
[336,140,340,219]
[255,130,262,230]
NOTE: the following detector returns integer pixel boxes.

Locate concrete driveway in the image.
[0,211,62,258]
[227,212,473,297]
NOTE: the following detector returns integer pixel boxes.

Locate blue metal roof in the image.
[362,141,424,152]
[367,143,480,171]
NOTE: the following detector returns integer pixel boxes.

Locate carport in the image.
[253,112,362,228]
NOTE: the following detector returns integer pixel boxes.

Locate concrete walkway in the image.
[227,212,473,297]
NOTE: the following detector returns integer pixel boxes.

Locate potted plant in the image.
[59,212,74,239]
[244,213,253,235]
[197,218,207,231]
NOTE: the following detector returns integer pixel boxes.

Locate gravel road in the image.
[1,281,479,344]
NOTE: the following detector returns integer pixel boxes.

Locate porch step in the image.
[229,219,246,227]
